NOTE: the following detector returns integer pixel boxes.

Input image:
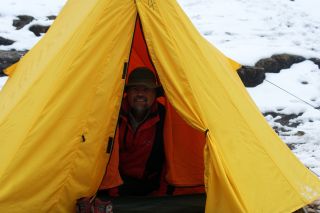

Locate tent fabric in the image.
[0,0,319,212]
[100,16,206,189]
[0,1,137,212]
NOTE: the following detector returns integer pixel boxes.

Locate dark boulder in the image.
[263,111,303,128]
[255,54,305,73]
[271,54,305,70]
[0,50,27,76]
[29,25,50,37]
[0,36,15,46]
[47,15,57,20]
[237,66,265,87]
[255,57,280,73]
[309,57,320,69]
[13,15,35,30]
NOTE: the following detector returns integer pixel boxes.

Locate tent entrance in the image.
[121,16,207,188]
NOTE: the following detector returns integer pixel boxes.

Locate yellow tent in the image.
[0,0,319,212]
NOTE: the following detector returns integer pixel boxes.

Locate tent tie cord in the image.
[265,80,320,113]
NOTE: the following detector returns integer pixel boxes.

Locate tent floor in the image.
[111,193,206,213]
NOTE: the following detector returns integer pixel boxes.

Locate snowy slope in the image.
[0,0,319,176]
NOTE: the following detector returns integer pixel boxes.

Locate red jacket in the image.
[99,98,205,196]
[118,99,165,181]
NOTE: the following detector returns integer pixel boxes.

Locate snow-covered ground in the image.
[0,0,319,176]
[0,0,65,50]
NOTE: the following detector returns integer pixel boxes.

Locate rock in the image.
[255,54,306,73]
[255,57,280,73]
[294,131,305,136]
[271,54,305,70]
[237,66,265,87]
[306,208,316,213]
[313,199,320,206]
[29,25,50,37]
[0,50,27,76]
[263,112,303,127]
[0,36,15,46]
[293,207,308,213]
[286,143,296,150]
[13,15,35,30]
[309,57,320,69]
[273,113,302,127]
[47,15,57,20]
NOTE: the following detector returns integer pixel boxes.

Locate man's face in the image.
[127,85,156,113]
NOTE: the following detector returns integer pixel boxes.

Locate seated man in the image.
[77,68,205,212]
[99,67,166,197]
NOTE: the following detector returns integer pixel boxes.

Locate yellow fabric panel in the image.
[0,0,136,212]
[137,0,320,212]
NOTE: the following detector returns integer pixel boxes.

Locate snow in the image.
[0,0,66,50]
[0,0,319,176]
[0,76,8,89]
[179,0,320,64]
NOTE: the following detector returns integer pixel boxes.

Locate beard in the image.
[132,97,148,113]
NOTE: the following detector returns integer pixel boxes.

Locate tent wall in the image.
[0,1,136,212]
[136,0,320,212]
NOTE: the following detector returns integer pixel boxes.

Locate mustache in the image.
[134,96,147,102]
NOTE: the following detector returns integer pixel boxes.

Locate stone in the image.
[237,65,265,87]
[0,36,15,46]
[286,143,296,150]
[29,25,50,37]
[293,207,308,213]
[309,57,320,69]
[271,54,305,70]
[0,50,27,76]
[313,199,320,206]
[255,57,280,73]
[294,131,305,136]
[255,54,306,73]
[47,15,57,20]
[13,15,35,30]
[264,112,303,127]
[306,207,316,213]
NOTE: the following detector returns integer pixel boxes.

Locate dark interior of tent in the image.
[101,16,207,212]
